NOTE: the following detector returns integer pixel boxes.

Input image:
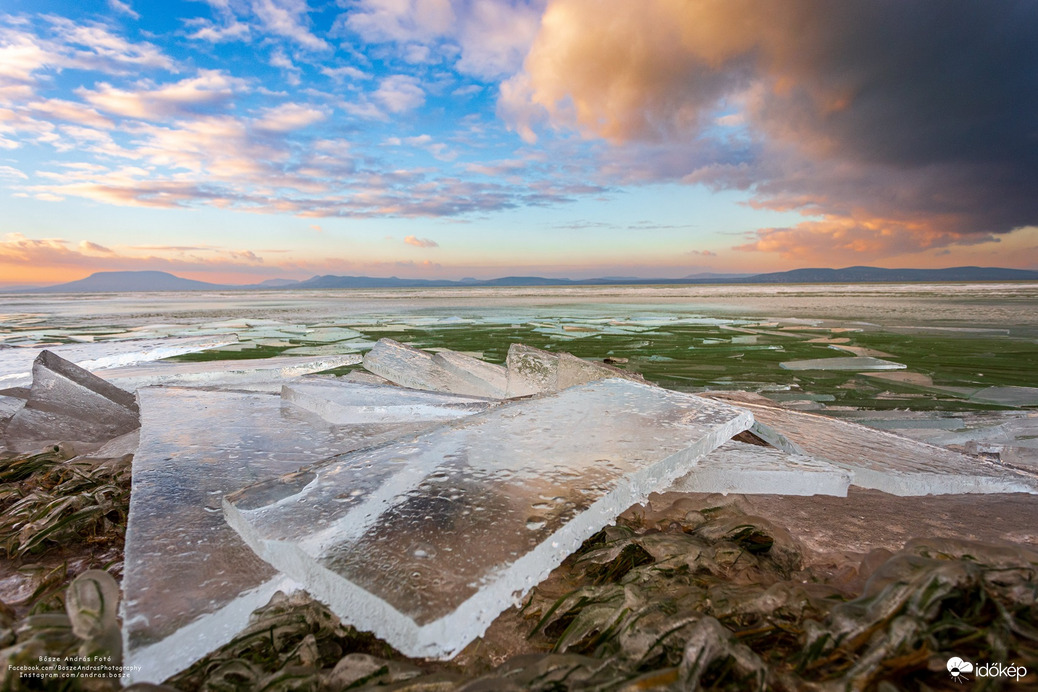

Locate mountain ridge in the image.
[8,266,1038,293]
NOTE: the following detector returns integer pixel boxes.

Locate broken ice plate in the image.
[223,378,752,659]
[121,386,444,684]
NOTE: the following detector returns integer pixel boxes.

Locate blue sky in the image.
[2,0,1037,285]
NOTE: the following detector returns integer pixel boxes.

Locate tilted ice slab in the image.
[363,339,506,398]
[96,354,361,391]
[282,379,498,425]
[223,379,752,659]
[667,439,852,497]
[121,387,436,685]
[715,399,1037,496]
[5,351,140,454]
[0,336,237,387]
[779,356,906,371]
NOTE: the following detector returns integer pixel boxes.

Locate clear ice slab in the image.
[4,351,140,454]
[97,354,361,391]
[121,387,438,684]
[223,379,752,659]
[779,356,906,371]
[282,379,498,425]
[707,397,1037,496]
[362,339,506,398]
[666,439,852,497]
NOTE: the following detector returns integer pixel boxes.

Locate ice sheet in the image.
[968,386,1038,407]
[281,379,497,425]
[0,336,237,387]
[121,387,436,684]
[224,379,752,658]
[723,400,1037,495]
[779,356,906,371]
[96,354,361,391]
[666,439,851,497]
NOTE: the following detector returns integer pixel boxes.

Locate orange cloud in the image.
[502,0,1038,261]
[404,235,438,248]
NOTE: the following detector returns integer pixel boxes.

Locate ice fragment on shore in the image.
[710,399,1037,496]
[96,354,361,391]
[779,356,906,371]
[504,343,557,397]
[121,387,437,684]
[504,343,638,397]
[4,351,139,454]
[431,350,508,398]
[667,440,851,497]
[282,379,497,425]
[363,339,506,398]
[223,378,752,659]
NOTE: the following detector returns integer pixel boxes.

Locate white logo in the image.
[947,656,973,683]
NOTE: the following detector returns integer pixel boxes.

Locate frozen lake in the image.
[2,282,1037,411]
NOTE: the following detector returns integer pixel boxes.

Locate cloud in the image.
[404,235,438,248]
[340,0,543,78]
[269,48,302,85]
[374,75,424,113]
[108,0,140,19]
[687,249,717,257]
[253,102,326,131]
[45,16,174,72]
[251,0,330,50]
[79,240,116,254]
[502,0,1038,260]
[77,70,244,120]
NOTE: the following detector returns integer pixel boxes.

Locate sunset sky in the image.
[2,0,1037,286]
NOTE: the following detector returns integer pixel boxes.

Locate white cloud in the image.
[374,74,424,113]
[108,0,141,20]
[254,102,327,131]
[77,70,245,120]
[251,0,330,50]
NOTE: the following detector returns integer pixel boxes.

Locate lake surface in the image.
[3,283,1037,411]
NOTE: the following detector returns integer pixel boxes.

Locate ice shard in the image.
[121,387,438,685]
[281,379,498,425]
[504,344,638,397]
[779,356,906,371]
[96,354,361,391]
[362,339,506,398]
[666,440,851,497]
[430,350,508,398]
[223,379,752,659]
[705,397,1037,496]
[4,350,139,454]
[504,343,558,397]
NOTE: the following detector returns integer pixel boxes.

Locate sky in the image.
[2,0,1037,286]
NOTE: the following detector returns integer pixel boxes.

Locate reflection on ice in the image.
[223,379,752,658]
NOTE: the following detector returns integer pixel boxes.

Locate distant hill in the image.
[29,270,229,293]
[16,266,1038,293]
[741,266,1038,283]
